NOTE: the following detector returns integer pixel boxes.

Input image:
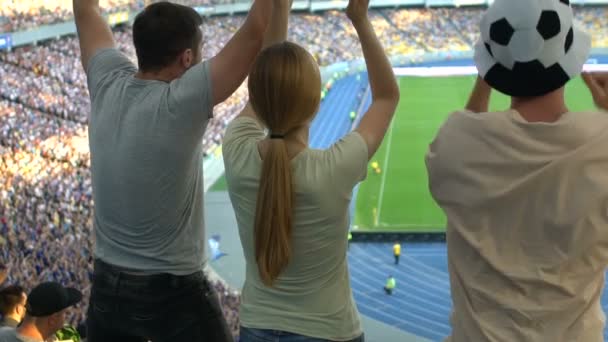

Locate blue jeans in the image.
[86,259,233,342]
[240,327,365,342]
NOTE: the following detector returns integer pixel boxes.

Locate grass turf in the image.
[210,175,228,191]
[353,75,596,232]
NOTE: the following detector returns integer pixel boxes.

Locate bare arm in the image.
[238,0,292,120]
[350,0,400,159]
[209,0,272,106]
[73,0,116,71]
[262,0,291,48]
[465,76,492,113]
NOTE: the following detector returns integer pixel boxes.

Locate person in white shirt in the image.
[426,0,608,341]
[222,0,399,340]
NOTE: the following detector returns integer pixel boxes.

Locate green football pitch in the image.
[353,75,596,233]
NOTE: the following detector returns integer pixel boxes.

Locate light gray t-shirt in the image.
[223,116,367,341]
[0,328,42,342]
[86,48,213,275]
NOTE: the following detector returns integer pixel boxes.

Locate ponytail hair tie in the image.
[269,134,285,140]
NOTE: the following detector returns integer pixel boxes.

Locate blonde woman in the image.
[222,0,399,340]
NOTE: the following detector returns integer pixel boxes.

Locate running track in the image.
[310,70,608,341]
[348,243,608,341]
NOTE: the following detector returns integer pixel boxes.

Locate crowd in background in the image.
[0,4,607,337]
[0,0,144,33]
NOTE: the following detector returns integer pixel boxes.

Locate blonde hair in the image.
[248,42,321,286]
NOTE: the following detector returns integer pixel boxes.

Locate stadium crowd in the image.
[0,3,607,339]
[0,0,143,33]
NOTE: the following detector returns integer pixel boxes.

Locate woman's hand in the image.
[346,0,370,25]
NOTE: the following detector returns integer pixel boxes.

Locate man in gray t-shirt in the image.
[73,0,271,340]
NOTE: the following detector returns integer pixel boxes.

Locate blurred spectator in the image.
[0,285,27,328]
[0,265,6,287]
[574,6,608,48]
[0,282,81,342]
[0,0,143,33]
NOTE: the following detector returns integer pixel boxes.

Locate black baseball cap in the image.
[26,282,82,317]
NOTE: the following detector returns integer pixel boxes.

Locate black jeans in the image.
[86,259,233,342]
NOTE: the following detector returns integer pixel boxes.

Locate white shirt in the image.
[426,109,608,342]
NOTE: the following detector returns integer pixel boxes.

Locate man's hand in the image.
[209,0,272,105]
[583,72,608,111]
[346,0,370,24]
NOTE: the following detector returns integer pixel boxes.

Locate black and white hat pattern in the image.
[475,0,591,97]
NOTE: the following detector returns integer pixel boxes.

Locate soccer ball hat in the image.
[474,0,591,97]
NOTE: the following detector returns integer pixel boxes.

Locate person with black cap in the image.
[426,0,608,341]
[0,282,82,342]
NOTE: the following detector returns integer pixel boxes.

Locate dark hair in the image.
[133,2,203,72]
[0,285,25,315]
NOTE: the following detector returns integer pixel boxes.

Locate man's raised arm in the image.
[261,0,291,49]
[73,0,116,71]
[209,0,272,106]
[238,0,292,119]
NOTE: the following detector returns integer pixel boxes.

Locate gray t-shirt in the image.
[0,328,42,342]
[86,49,213,275]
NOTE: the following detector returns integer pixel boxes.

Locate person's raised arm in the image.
[73,0,116,71]
[465,76,492,113]
[583,72,608,111]
[262,0,291,48]
[238,0,292,119]
[209,0,273,106]
[350,0,400,159]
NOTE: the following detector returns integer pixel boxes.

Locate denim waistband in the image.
[93,259,205,291]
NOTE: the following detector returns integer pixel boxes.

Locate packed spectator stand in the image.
[0,1,607,338]
[0,0,143,33]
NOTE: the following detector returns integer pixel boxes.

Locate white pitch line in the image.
[375,119,395,226]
